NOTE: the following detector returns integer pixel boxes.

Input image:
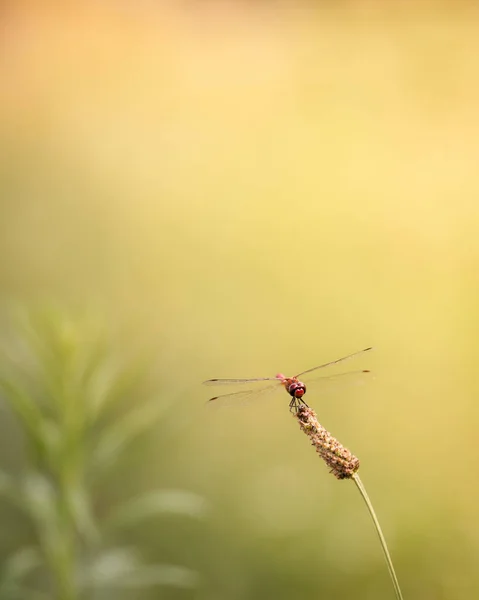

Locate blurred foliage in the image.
[0,309,204,599]
[1,1,479,599]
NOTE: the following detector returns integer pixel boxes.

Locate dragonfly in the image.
[203,347,372,412]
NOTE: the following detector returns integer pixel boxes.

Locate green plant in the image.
[0,308,205,600]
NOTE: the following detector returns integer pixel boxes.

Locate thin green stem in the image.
[352,473,403,600]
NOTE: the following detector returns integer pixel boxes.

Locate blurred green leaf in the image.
[0,585,50,600]
[0,376,64,473]
[0,546,42,587]
[85,354,152,424]
[78,547,138,588]
[66,485,99,546]
[0,470,21,506]
[115,564,199,589]
[21,473,62,562]
[0,379,45,450]
[104,489,209,532]
[91,400,169,472]
[21,473,57,524]
[80,547,199,590]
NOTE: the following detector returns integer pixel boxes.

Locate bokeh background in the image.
[1,1,479,599]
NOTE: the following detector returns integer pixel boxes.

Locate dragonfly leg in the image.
[289,397,309,413]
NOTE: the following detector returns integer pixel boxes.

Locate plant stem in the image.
[352,473,403,600]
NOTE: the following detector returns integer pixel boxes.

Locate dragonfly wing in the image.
[203,377,278,386]
[295,347,372,378]
[302,370,371,400]
[207,381,282,405]
[303,370,370,384]
[208,389,258,402]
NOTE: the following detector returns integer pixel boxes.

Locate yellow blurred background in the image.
[1,1,479,599]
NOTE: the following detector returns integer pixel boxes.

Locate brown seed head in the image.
[294,405,360,480]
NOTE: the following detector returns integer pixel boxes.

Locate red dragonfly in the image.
[203,347,372,412]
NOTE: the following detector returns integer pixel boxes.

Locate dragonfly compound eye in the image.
[287,382,306,398]
[294,385,306,398]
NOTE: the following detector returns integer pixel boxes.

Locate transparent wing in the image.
[206,381,282,405]
[295,347,372,378]
[300,369,371,404]
[203,377,278,386]
[303,369,370,385]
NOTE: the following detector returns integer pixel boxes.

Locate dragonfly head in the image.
[285,379,306,398]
